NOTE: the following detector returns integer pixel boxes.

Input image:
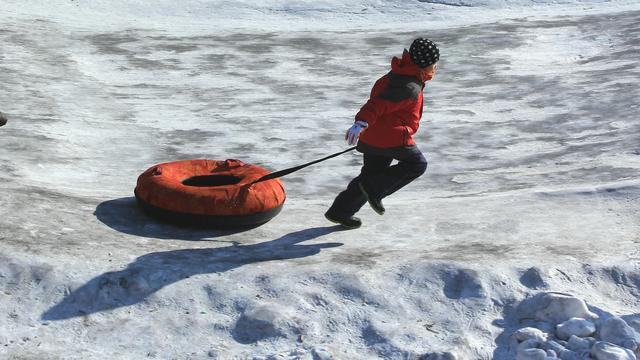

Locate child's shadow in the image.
[42,226,344,321]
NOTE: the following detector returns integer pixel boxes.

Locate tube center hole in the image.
[182,175,241,187]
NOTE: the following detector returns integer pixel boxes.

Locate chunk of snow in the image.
[600,317,639,351]
[628,320,640,334]
[420,352,457,360]
[517,348,547,360]
[590,342,637,360]
[556,317,596,340]
[518,339,544,352]
[514,327,549,342]
[566,335,590,351]
[517,292,597,325]
[311,347,334,360]
[544,340,567,354]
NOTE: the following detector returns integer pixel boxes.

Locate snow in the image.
[509,293,640,359]
[1,0,640,358]
[556,318,596,340]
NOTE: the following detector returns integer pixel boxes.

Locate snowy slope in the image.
[1,1,640,359]
[3,0,640,32]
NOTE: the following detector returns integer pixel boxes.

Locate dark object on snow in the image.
[136,148,357,228]
[324,211,362,229]
[135,159,285,228]
[409,38,440,68]
[327,148,427,219]
[0,112,7,127]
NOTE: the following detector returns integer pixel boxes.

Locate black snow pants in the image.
[327,143,428,218]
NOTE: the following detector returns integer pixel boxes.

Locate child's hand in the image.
[345,121,368,145]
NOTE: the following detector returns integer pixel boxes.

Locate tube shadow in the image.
[41,226,344,321]
[94,197,256,241]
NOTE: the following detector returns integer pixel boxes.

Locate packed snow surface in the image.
[1,0,640,359]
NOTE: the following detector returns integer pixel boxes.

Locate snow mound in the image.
[508,292,640,359]
[233,302,301,344]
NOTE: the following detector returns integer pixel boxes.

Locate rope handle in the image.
[250,146,357,185]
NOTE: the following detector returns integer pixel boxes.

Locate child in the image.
[325,38,439,229]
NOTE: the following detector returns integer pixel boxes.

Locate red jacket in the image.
[356,50,426,148]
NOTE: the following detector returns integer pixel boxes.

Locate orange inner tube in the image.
[135,159,286,220]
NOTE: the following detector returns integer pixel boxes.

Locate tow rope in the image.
[250,146,357,185]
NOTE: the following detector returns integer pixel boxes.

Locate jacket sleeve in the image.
[355,98,383,127]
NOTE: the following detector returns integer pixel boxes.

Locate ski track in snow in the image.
[0,2,640,359]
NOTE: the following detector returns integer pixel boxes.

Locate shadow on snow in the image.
[41,226,344,321]
[94,197,258,241]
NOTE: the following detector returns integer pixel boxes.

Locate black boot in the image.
[358,181,385,215]
[324,211,362,229]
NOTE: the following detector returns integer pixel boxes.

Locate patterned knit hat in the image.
[409,38,440,68]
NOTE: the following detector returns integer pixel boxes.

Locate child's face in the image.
[420,63,437,81]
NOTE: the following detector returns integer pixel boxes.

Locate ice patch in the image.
[489,27,610,75]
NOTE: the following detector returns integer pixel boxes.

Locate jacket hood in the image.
[391,49,423,79]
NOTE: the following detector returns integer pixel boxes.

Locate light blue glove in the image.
[345,120,368,145]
